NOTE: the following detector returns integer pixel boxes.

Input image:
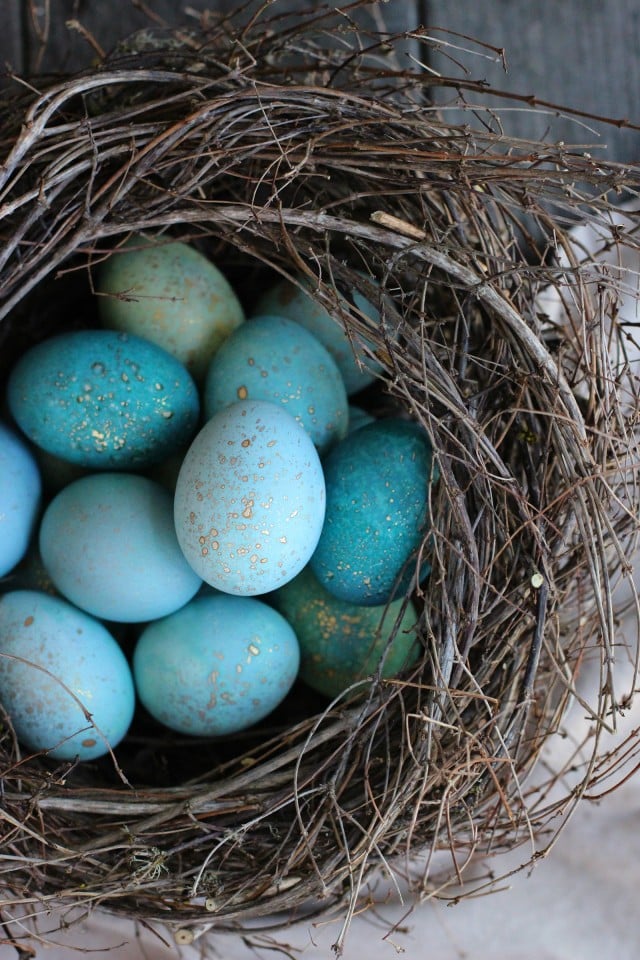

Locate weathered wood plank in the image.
[0,0,24,75]
[425,0,640,163]
[1,1,424,76]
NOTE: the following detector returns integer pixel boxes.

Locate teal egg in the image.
[204,314,348,455]
[0,590,135,761]
[97,236,245,380]
[7,330,199,470]
[39,473,202,622]
[174,400,326,596]
[133,593,300,736]
[347,405,376,434]
[310,419,437,605]
[271,565,421,699]
[0,423,41,577]
[252,275,382,395]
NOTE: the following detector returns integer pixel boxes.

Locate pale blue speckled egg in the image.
[174,400,326,595]
[271,565,422,699]
[97,236,245,381]
[310,419,437,605]
[0,423,41,577]
[7,330,199,469]
[39,473,201,622]
[0,590,135,760]
[252,275,382,395]
[203,314,348,455]
[133,592,300,736]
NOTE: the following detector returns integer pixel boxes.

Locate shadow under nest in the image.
[1,4,640,947]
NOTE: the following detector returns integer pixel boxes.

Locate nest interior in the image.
[1,2,640,950]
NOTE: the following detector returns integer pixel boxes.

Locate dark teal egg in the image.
[7,330,199,469]
[271,565,421,700]
[310,419,437,605]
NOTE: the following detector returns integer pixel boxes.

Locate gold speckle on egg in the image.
[241,438,251,448]
[237,385,248,399]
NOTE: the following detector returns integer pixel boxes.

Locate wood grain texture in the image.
[1,1,424,75]
[425,0,640,163]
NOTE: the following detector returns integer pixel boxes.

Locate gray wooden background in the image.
[1,1,639,163]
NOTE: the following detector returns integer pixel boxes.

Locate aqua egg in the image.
[203,314,348,455]
[252,275,382,395]
[0,590,135,761]
[174,400,326,596]
[133,592,300,736]
[97,236,245,380]
[0,423,41,577]
[7,329,199,470]
[39,473,202,622]
[310,419,437,605]
[271,565,421,700]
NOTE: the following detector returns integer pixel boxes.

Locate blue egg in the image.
[203,314,348,454]
[133,593,300,736]
[7,330,199,469]
[39,473,201,622]
[347,405,376,434]
[310,419,437,605]
[0,590,135,760]
[0,423,41,577]
[174,400,326,595]
[252,275,382,395]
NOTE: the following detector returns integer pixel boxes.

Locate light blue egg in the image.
[39,473,201,622]
[0,423,41,577]
[7,330,199,469]
[310,419,437,605]
[252,275,382,395]
[133,593,300,736]
[203,314,348,455]
[174,400,326,596]
[271,565,421,699]
[97,236,245,381]
[0,590,135,760]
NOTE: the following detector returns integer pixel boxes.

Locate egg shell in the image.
[97,236,245,380]
[7,329,199,469]
[0,423,42,577]
[271,565,421,700]
[310,419,436,605]
[203,314,348,454]
[133,593,300,736]
[347,405,376,434]
[174,400,326,595]
[252,275,382,395]
[0,590,135,761]
[39,473,202,622]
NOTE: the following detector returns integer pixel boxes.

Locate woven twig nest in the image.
[1,4,640,951]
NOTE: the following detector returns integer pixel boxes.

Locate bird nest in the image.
[1,2,640,953]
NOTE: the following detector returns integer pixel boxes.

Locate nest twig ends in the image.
[1,2,640,951]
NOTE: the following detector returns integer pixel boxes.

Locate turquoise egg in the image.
[133,593,300,736]
[0,423,41,577]
[97,236,245,380]
[347,405,376,434]
[203,314,348,455]
[271,565,421,700]
[310,419,437,605]
[7,330,199,469]
[0,590,135,761]
[39,473,201,622]
[252,275,382,395]
[174,400,326,596]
